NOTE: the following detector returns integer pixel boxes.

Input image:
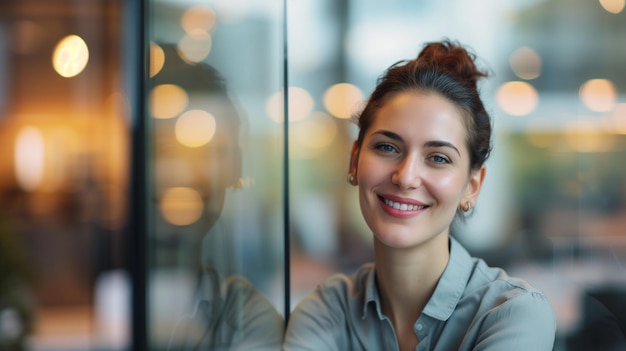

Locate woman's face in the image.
[155,97,242,238]
[350,91,485,250]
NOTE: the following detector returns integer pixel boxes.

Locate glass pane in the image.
[145,1,286,350]
[0,1,130,350]
[288,0,626,349]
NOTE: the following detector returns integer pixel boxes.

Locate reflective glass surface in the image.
[145,1,286,349]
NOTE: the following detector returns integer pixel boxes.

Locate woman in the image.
[283,40,556,350]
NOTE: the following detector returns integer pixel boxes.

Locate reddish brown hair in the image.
[354,39,492,171]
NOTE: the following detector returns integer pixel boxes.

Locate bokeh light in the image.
[509,47,542,80]
[290,112,339,159]
[579,79,617,112]
[295,112,338,149]
[15,126,45,192]
[266,87,315,122]
[599,0,625,13]
[177,32,212,63]
[52,34,89,78]
[159,187,203,226]
[150,42,165,77]
[323,83,364,119]
[565,120,615,152]
[175,109,217,148]
[181,6,216,34]
[150,84,189,119]
[610,103,626,134]
[496,81,539,116]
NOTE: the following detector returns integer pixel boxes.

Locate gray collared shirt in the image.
[284,237,556,350]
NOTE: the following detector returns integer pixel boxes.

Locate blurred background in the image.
[0,0,625,350]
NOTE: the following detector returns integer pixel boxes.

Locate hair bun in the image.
[416,39,487,88]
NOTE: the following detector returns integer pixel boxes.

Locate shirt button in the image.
[416,323,423,331]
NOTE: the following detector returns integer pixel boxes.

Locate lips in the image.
[382,197,425,211]
[378,194,429,216]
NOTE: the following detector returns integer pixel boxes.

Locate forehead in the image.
[368,91,468,142]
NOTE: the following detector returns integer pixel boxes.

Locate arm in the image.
[473,291,556,351]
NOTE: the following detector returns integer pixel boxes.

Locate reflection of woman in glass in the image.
[153,45,283,350]
[284,40,556,350]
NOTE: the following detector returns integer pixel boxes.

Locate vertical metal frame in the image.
[125,0,148,349]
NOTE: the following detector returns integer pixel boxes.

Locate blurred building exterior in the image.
[0,0,625,350]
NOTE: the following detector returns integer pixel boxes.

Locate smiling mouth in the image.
[380,196,428,211]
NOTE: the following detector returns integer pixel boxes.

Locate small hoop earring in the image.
[347,173,355,185]
[463,201,472,212]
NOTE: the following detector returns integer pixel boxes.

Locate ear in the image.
[462,165,486,206]
[348,141,360,185]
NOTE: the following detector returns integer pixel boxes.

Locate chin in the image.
[372,224,449,250]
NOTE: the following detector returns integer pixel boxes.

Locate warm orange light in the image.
[150,42,165,77]
[323,83,364,119]
[509,47,542,80]
[266,87,315,123]
[611,103,626,134]
[565,121,615,152]
[496,81,539,116]
[296,112,337,149]
[181,6,216,34]
[52,34,89,78]
[177,32,212,63]
[150,84,188,119]
[15,126,45,191]
[579,79,617,112]
[175,110,216,148]
[599,0,625,13]
[159,187,203,226]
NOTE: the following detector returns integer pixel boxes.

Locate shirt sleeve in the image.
[283,285,348,351]
[473,290,556,351]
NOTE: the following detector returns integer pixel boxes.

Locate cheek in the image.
[357,156,388,186]
[425,170,467,202]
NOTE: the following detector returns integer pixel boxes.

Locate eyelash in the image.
[374,143,398,153]
[429,154,450,164]
[374,143,451,164]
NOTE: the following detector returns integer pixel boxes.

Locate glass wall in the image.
[0,0,624,350]
[144,1,286,350]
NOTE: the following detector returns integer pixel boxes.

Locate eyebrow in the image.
[373,130,461,156]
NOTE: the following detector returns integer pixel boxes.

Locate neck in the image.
[374,233,450,326]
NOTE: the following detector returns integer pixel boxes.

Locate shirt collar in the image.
[362,264,383,320]
[361,237,473,322]
[422,236,473,321]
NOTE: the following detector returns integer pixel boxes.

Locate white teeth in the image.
[384,198,425,211]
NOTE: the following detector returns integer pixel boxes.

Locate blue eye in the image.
[430,155,449,164]
[375,143,397,153]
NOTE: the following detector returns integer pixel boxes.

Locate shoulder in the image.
[284,264,373,350]
[318,263,373,299]
[467,262,556,350]
[451,239,552,316]
[470,259,548,305]
[477,288,556,350]
[291,263,372,319]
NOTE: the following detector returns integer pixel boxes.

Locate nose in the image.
[391,155,422,190]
